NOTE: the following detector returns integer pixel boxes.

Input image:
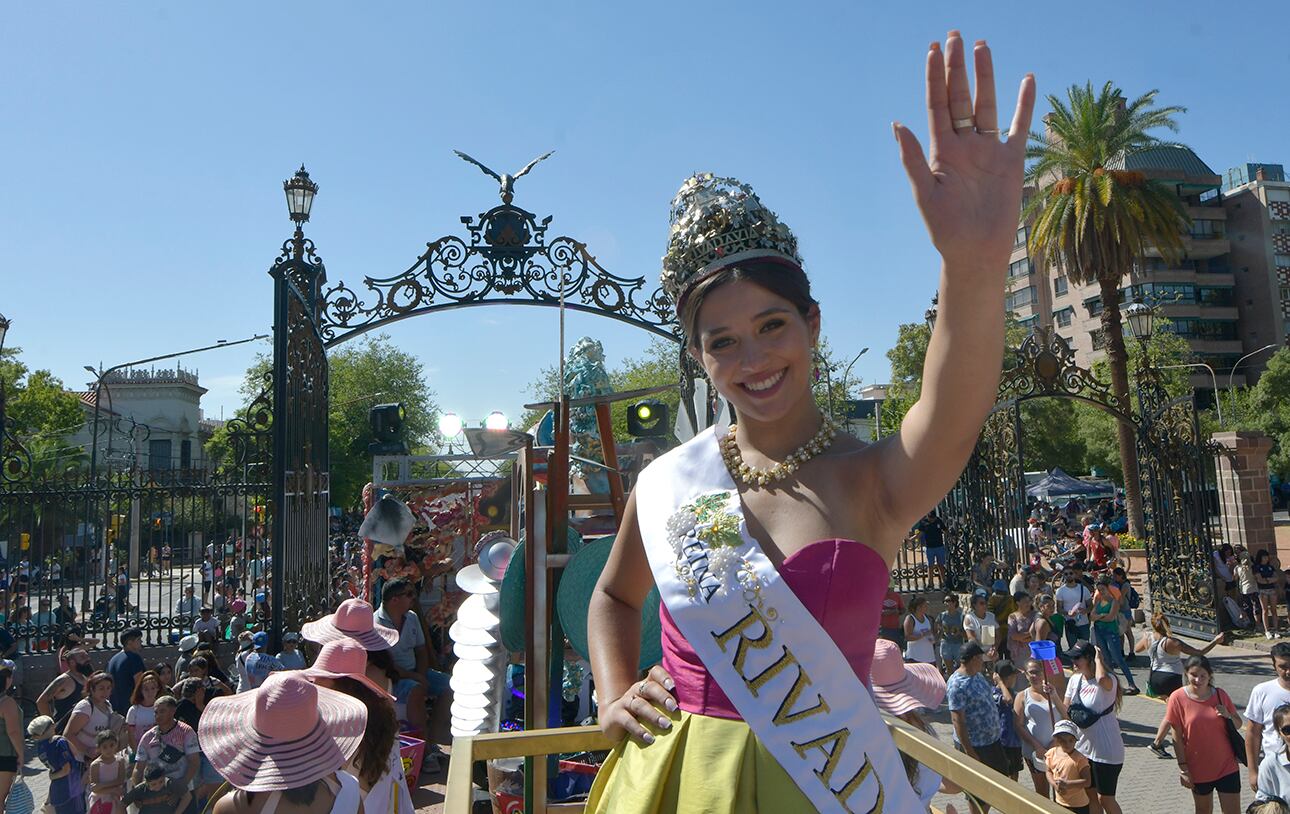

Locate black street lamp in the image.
[1124,299,1154,346]
[284,165,318,225]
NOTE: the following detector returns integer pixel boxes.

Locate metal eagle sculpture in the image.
[453,149,555,204]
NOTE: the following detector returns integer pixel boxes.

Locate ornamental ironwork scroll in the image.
[929,326,1223,636]
[316,200,678,347]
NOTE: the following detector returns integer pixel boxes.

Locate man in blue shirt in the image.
[947,642,1011,813]
[107,627,145,713]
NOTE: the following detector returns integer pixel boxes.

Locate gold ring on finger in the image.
[952,116,975,131]
[976,128,1002,136]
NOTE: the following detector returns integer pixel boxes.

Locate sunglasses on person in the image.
[1281,725,1290,736]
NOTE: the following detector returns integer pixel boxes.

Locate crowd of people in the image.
[11,571,451,814]
[877,497,1290,813]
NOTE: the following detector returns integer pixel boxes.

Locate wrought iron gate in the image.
[1136,372,1222,635]
[930,327,1221,633]
[269,234,332,638]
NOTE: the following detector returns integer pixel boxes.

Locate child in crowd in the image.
[27,715,83,814]
[937,594,964,676]
[121,765,189,814]
[1045,720,1092,814]
[87,730,126,814]
[1235,550,1259,631]
[992,661,1023,779]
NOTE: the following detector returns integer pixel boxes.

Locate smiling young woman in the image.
[585,29,1036,814]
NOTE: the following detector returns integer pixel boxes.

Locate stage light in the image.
[484,411,508,431]
[627,400,669,438]
[368,403,409,455]
[438,412,464,437]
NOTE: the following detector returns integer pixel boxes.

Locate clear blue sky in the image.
[2,2,1287,429]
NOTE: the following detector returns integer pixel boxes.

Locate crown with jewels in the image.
[660,173,802,309]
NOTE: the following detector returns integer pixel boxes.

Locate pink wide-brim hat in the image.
[869,639,946,716]
[301,598,399,650]
[198,672,366,792]
[302,639,395,701]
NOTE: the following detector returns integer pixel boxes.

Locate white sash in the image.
[635,428,919,813]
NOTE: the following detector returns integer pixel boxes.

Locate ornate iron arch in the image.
[317,200,680,348]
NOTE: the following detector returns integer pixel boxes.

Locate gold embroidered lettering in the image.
[791,727,850,788]
[711,605,772,676]
[745,646,795,696]
[834,756,883,813]
[770,663,830,726]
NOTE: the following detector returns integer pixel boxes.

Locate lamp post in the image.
[1158,362,1223,427]
[1227,343,1277,418]
[284,165,318,260]
[0,311,10,466]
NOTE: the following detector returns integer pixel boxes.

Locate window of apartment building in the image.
[1006,285,1037,310]
[1196,287,1234,306]
[149,439,172,470]
[1159,319,1238,340]
[1190,219,1225,239]
[1018,315,1038,330]
[180,439,192,470]
[1054,276,1068,296]
[1008,258,1032,278]
[1014,226,1028,248]
[1053,307,1074,327]
[1086,298,1104,317]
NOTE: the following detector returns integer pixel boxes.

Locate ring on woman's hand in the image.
[952,116,975,131]
[976,128,1002,136]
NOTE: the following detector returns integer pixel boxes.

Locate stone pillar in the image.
[1211,431,1276,555]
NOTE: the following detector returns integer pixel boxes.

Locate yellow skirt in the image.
[584,710,816,814]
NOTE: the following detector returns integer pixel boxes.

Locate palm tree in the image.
[1024,81,1190,538]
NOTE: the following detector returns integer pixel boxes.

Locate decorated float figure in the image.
[585,31,1036,813]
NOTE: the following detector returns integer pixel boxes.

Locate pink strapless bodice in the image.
[660,538,887,720]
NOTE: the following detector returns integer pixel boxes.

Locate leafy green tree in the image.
[1246,348,1290,479]
[1024,80,1191,537]
[208,334,438,511]
[0,348,85,443]
[1072,318,1193,482]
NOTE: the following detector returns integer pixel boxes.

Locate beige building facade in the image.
[1007,148,1287,398]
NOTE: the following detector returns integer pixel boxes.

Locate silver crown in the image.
[660,173,802,306]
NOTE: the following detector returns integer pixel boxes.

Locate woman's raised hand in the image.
[894,31,1036,272]
[599,665,679,745]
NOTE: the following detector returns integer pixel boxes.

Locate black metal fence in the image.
[0,393,273,653]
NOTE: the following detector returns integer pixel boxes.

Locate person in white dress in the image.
[903,596,938,664]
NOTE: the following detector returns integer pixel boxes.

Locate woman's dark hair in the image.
[678,260,817,348]
[1184,655,1214,679]
[1273,704,1290,733]
[1257,550,1272,566]
[187,656,209,674]
[0,665,12,695]
[1013,591,1031,605]
[85,671,114,698]
[328,676,398,788]
[366,648,400,684]
[908,595,928,614]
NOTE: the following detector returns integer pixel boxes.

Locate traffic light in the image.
[627,400,669,438]
[368,403,410,456]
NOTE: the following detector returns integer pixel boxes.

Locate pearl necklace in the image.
[719,416,838,488]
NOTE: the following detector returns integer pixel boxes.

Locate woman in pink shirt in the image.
[1163,655,1241,814]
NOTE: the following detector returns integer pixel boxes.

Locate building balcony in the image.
[1144,236,1230,260]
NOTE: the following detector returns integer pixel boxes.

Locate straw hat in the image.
[301,598,399,650]
[178,634,199,653]
[302,639,395,701]
[198,672,366,792]
[869,640,946,716]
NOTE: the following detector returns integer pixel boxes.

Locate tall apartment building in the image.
[1222,163,1290,354]
[1008,146,1285,397]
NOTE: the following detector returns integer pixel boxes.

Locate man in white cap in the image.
[175,635,200,679]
